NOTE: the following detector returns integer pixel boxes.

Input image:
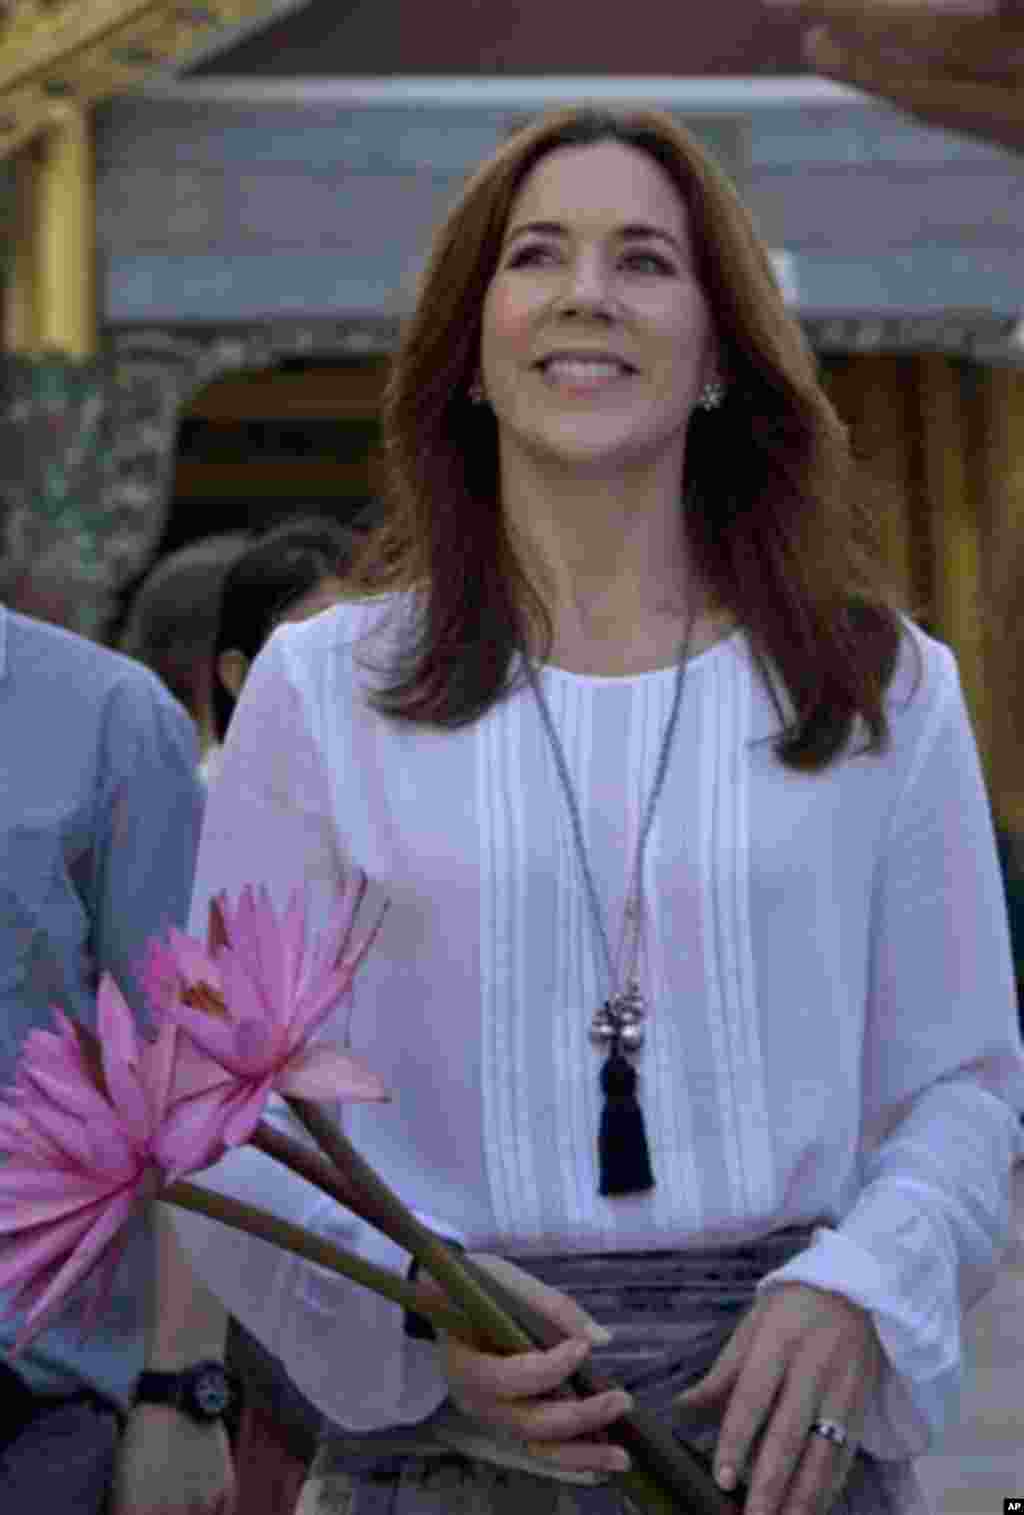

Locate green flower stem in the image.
[285,1097,535,1354]
[285,1099,739,1514]
[619,1464,684,1515]
[160,1180,475,1345]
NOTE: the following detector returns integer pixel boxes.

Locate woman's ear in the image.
[216,648,250,700]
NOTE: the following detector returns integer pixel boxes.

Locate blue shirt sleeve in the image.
[87,673,205,1014]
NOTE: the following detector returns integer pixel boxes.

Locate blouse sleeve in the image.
[756,640,1024,1461]
[167,625,461,1432]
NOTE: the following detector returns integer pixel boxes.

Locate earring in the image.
[469,376,485,405]
[699,379,725,411]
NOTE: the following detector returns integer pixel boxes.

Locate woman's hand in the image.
[419,1251,635,1478]
[109,1404,237,1515]
[673,1281,883,1515]
[763,0,1024,156]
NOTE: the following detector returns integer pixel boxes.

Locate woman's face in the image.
[480,140,719,475]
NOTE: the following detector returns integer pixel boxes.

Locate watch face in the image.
[192,1366,231,1418]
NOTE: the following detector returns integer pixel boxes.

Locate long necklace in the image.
[520,590,699,1196]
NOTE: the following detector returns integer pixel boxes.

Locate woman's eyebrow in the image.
[504,220,683,256]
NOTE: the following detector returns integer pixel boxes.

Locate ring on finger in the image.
[803,1416,859,1504]
[808,1417,853,1451]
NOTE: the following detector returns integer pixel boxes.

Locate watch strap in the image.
[134,1362,236,1421]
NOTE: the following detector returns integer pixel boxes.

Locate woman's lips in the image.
[536,361,637,392]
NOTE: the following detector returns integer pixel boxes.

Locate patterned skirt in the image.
[307,1223,933,1515]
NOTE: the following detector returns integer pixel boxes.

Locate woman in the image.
[173,106,1024,1515]
[202,514,359,784]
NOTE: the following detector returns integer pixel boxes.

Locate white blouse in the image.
[173,592,1024,1464]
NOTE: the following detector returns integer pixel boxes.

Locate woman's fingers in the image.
[524,1427,634,1476]
[444,1327,633,1472]
[447,1329,594,1403]
[438,1252,631,1474]
[506,1386,634,1448]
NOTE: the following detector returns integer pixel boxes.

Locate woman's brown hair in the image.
[345,103,924,771]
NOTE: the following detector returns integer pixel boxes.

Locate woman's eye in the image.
[625,252,674,274]
[506,246,673,274]
[507,245,554,267]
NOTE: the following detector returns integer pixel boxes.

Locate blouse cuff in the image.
[755,1221,950,1461]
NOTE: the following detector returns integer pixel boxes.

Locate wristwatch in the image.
[134,1360,238,1424]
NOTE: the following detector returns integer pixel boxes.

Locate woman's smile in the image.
[536,358,639,394]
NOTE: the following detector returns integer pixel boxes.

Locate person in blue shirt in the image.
[0,581,236,1512]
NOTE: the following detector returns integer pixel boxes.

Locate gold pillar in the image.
[917,354,991,775]
[4,143,42,354]
[38,102,96,359]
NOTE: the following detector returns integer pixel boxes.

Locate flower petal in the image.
[245,886,286,1019]
[0,1105,63,1163]
[0,1250,66,1324]
[139,1016,180,1129]
[13,1097,107,1173]
[223,889,273,1012]
[0,1170,114,1233]
[11,1185,141,1354]
[336,897,391,985]
[301,871,367,1000]
[96,978,154,1148]
[161,998,249,1074]
[292,897,390,1045]
[152,1085,236,1179]
[217,946,276,1053]
[221,1078,274,1149]
[275,1044,390,1104]
[231,1016,275,1073]
[167,926,223,991]
[96,973,140,1074]
[138,938,181,1017]
[0,1199,109,1293]
[287,973,353,1049]
[17,1061,111,1126]
[167,1033,232,1103]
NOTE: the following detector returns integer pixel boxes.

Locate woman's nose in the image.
[555,262,616,314]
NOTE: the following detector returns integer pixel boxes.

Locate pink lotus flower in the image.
[0,977,229,1354]
[142,875,391,1150]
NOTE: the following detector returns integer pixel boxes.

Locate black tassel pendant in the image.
[598,1040,656,1196]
